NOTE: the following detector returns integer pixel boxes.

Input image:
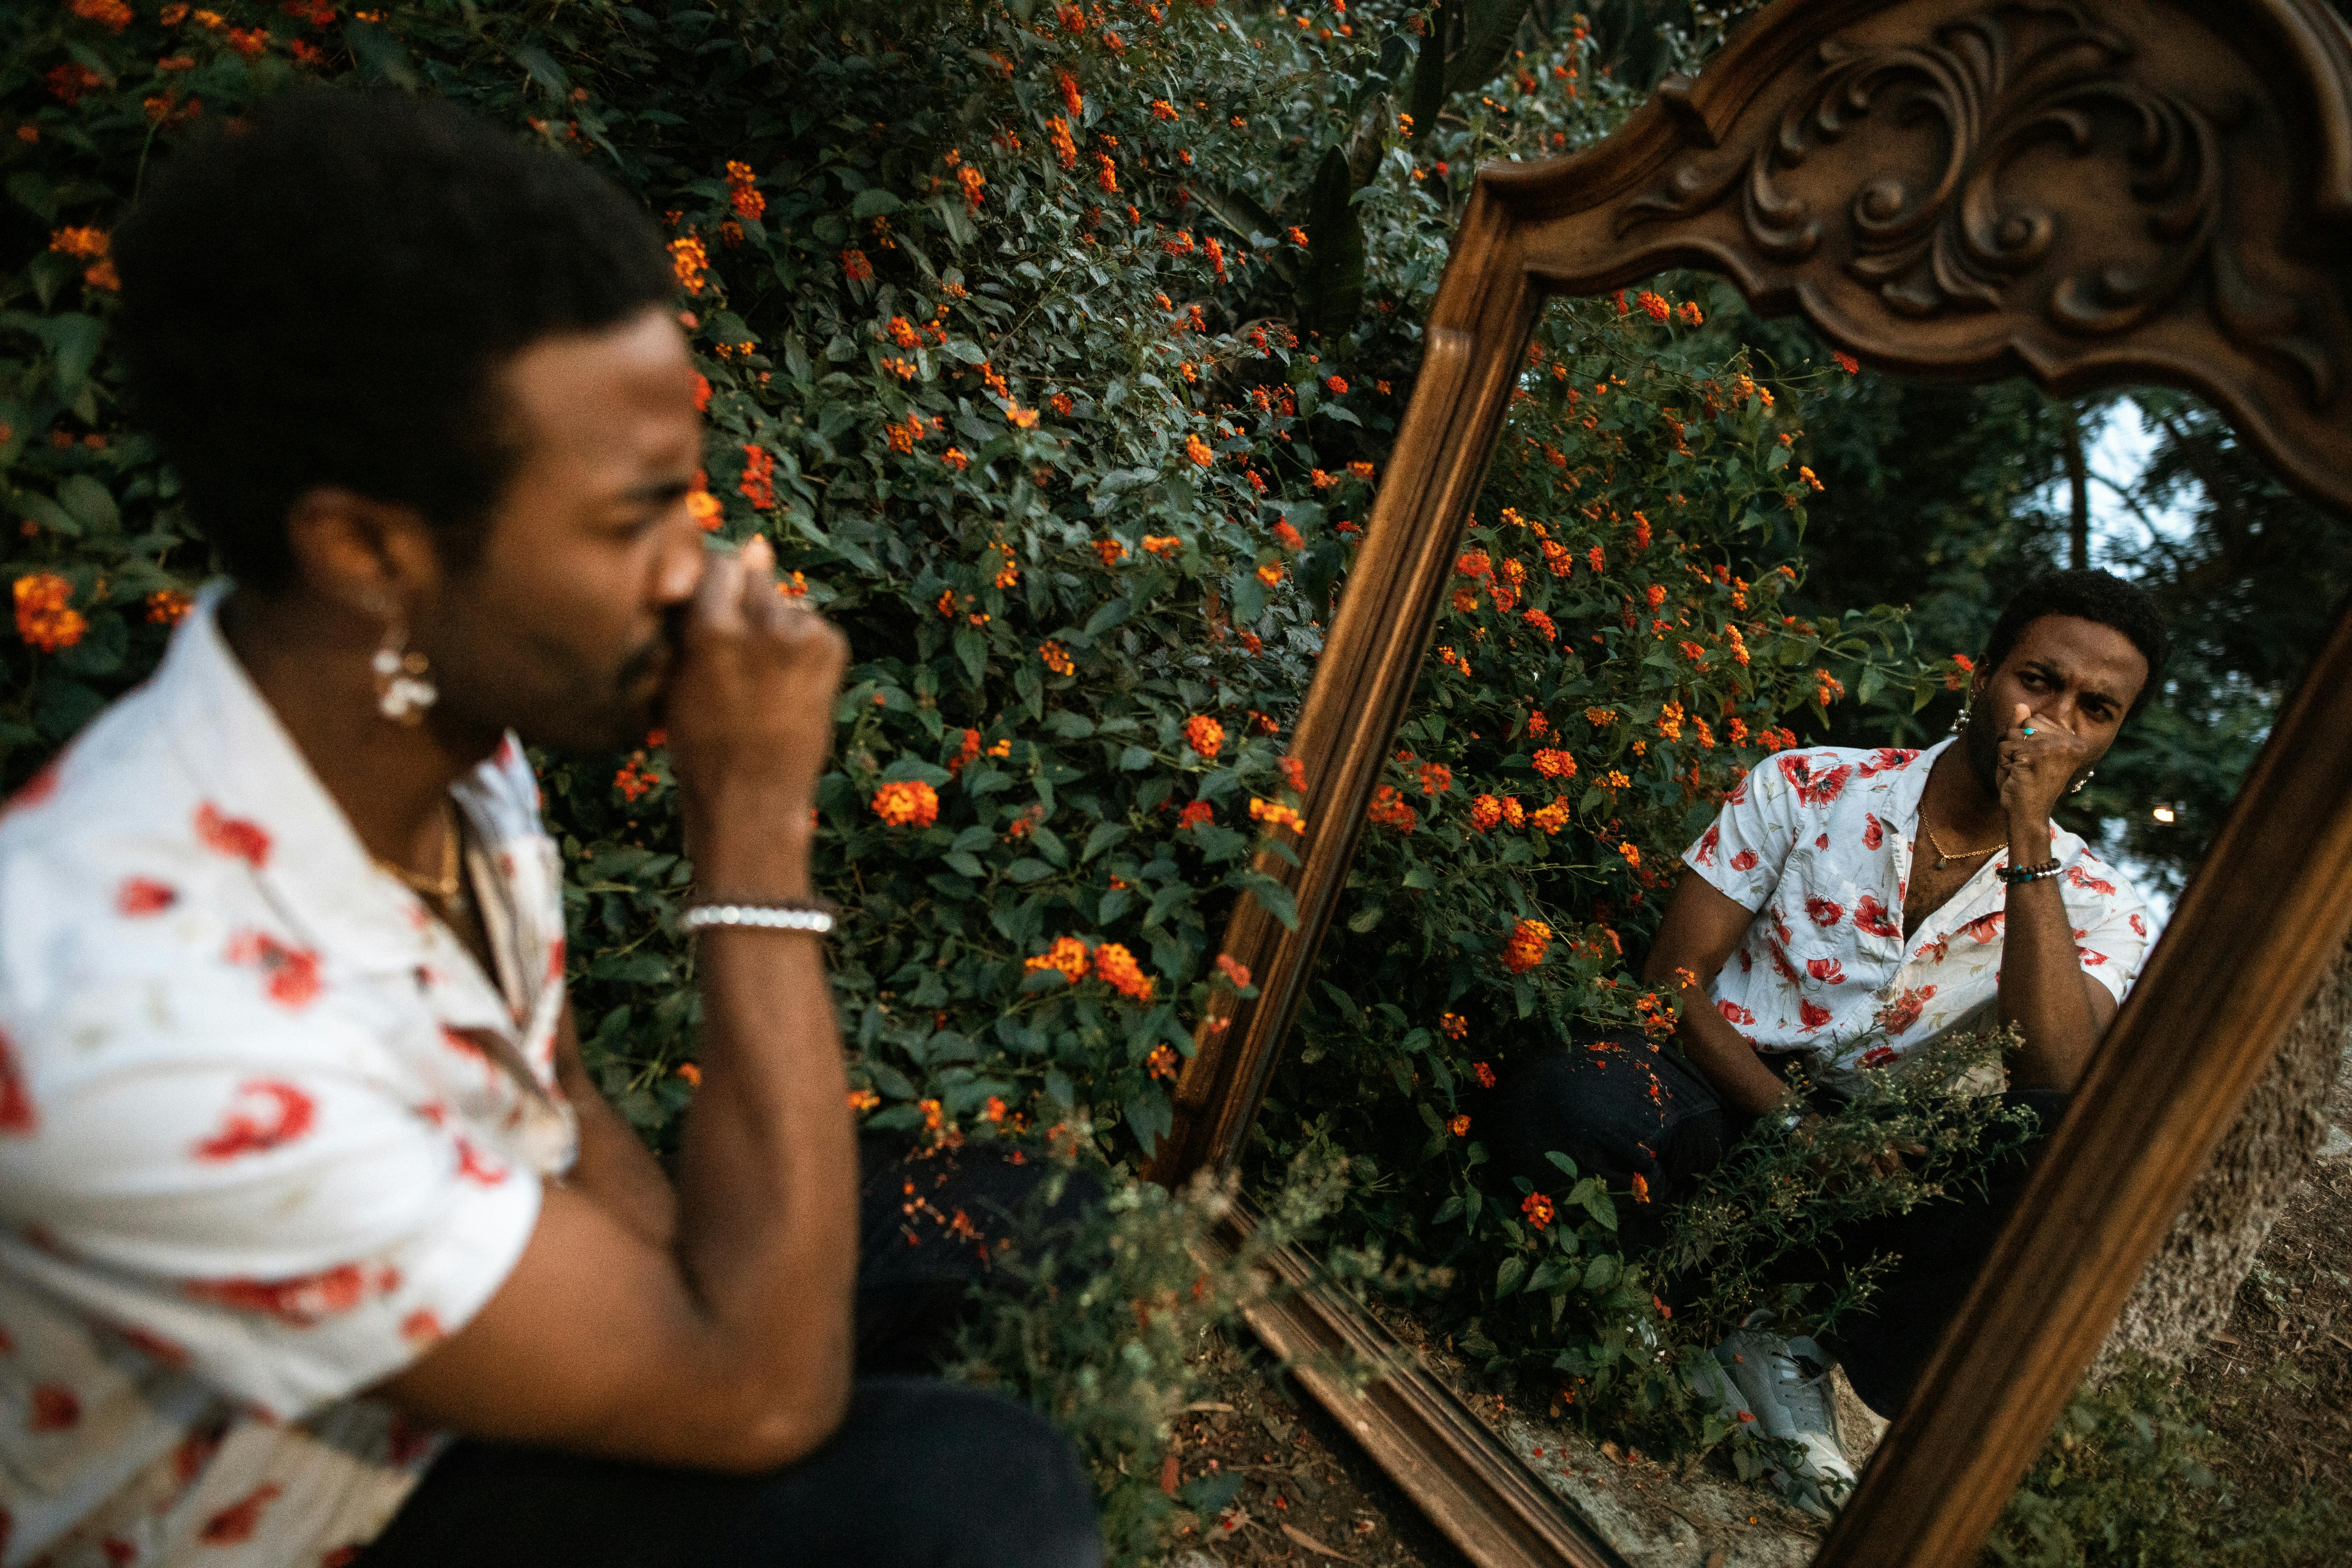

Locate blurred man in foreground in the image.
[0,90,1098,1568]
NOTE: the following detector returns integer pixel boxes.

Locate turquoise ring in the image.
[2022,724,2037,736]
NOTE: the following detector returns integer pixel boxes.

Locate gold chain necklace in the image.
[1923,822,2003,872]
[375,803,463,906]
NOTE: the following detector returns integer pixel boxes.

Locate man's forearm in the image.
[1998,820,2101,1091]
[1644,947,1790,1118]
[670,813,858,1445]
[1672,993,1793,1117]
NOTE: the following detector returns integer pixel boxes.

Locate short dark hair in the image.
[1982,569,2170,717]
[115,88,673,592]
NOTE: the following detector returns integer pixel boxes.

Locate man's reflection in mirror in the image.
[1489,570,2165,1517]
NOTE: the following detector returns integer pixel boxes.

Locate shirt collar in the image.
[153,586,502,996]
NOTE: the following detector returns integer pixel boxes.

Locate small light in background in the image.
[2152,804,2177,824]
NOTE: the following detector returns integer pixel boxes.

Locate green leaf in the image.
[1408,12,1446,140]
[1081,822,1128,861]
[943,850,985,878]
[1299,147,1366,340]
[1236,872,1299,930]
[346,20,420,89]
[1527,1258,1574,1295]
[55,476,117,536]
[1495,1255,1527,1299]
[510,44,572,97]
[849,188,904,219]
[1119,744,1155,771]
[1006,858,1055,884]
[1581,1252,1618,1293]
[1445,0,1532,96]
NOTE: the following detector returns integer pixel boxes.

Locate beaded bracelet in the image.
[680,899,839,936]
[1996,859,2063,887]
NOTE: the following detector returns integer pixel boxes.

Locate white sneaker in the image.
[1716,1309,1856,1521]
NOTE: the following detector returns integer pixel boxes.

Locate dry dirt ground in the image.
[1163,1045,2352,1566]
[2169,1046,2352,1528]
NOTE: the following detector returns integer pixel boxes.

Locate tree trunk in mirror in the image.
[2094,937,2352,1371]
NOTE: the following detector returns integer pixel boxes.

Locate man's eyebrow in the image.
[615,475,693,505]
[2028,658,2124,710]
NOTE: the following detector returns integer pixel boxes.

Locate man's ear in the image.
[282,486,445,624]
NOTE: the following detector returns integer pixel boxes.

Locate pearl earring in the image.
[371,618,437,725]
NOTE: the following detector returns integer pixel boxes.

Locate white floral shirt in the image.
[0,587,576,1568]
[1681,738,2151,1094]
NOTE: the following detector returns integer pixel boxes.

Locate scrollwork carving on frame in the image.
[1622,0,2342,407]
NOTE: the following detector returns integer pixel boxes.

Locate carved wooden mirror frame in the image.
[1145,2,2352,1565]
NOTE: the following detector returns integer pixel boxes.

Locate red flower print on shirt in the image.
[1730,849,1758,872]
[1858,1045,1898,1068]
[0,1028,34,1135]
[1959,911,2005,944]
[2066,864,2117,896]
[116,877,178,916]
[184,1264,386,1326]
[1857,748,1918,777]
[1853,894,1900,939]
[1737,947,1754,972]
[1769,942,1803,987]
[1694,822,1720,866]
[109,1323,189,1369]
[2129,913,2147,937]
[1724,774,1750,806]
[1798,998,1832,1031]
[387,1413,438,1467]
[174,1424,226,1485]
[1778,755,1853,805]
[224,930,322,1009]
[199,1484,284,1546]
[1814,833,1830,849]
[1876,984,1937,1035]
[194,804,271,867]
[1862,813,1884,850]
[28,1382,80,1432]
[100,1536,135,1565]
[454,1138,509,1186]
[1806,957,1847,985]
[5,758,61,816]
[1717,999,1755,1026]
[193,1080,317,1161]
[1805,897,1844,927]
[2078,947,2109,966]
[1918,933,1951,964]
[1770,906,1793,945]
[401,1309,446,1347]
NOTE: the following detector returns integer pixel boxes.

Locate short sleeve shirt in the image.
[1682,738,2152,1093]
[0,587,577,1568]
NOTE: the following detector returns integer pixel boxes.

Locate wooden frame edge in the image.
[1197,1206,1635,1568]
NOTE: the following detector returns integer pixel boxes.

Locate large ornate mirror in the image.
[1145,3,2352,1565]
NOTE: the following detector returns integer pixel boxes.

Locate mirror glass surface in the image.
[1238,271,2348,1558]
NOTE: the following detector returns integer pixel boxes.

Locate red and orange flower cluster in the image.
[1023,936,1153,1003]
[13,574,84,652]
[870,779,940,829]
[1500,918,1553,975]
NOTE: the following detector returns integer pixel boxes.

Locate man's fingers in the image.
[693,543,747,638]
[2012,702,2031,732]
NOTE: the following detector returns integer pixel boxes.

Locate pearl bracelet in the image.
[679,900,838,936]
